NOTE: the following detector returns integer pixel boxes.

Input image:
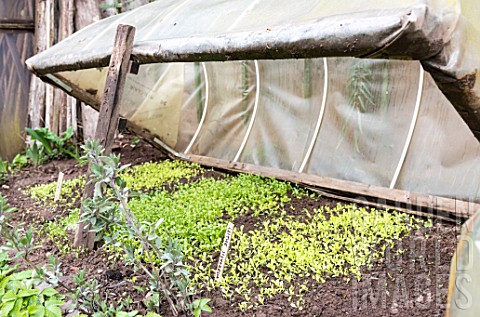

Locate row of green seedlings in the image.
[0,140,212,317]
[27,159,203,209]
[0,127,79,185]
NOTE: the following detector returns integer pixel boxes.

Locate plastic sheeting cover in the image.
[25,0,480,143]
[26,0,459,71]
[33,55,480,205]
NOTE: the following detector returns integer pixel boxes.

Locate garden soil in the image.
[0,134,460,317]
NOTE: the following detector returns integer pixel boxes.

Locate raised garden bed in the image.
[0,135,459,317]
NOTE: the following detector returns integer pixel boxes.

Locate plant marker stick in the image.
[54,172,64,203]
[216,222,234,281]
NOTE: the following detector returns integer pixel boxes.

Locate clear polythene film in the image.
[25,0,480,140]
[50,56,480,204]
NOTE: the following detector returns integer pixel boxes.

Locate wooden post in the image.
[74,24,136,249]
[28,0,47,130]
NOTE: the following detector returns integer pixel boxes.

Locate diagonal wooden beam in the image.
[74,24,136,250]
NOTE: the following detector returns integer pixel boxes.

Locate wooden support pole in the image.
[74,24,136,249]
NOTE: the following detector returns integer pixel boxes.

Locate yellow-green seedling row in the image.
[120,160,203,192]
[28,176,85,207]
[26,160,204,205]
[196,204,423,311]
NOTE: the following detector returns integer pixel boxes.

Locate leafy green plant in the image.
[11,153,28,169]
[26,141,43,167]
[70,269,135,316]
[0,268,64,317]
[189,298,212,317]
[26,126,79,165]
[0,197,65,316]
[131,137,140,147]
[0,157,9,185]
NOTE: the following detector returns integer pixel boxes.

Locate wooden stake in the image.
[74,24,136,249]
[54,172,65,203]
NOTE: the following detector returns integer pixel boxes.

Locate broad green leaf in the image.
[40,288,58,297]
[28,303,46,317]
[13,298,24,314]
[2,290,18,302]
[27,295,38,306]
[26,128,53,154]
[44,299,64,307]
[45,301,62,317]
[1,299,15,315]
[18,289,40,297]
[10,270,36,281]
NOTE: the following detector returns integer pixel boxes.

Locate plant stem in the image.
[110,180,180,317]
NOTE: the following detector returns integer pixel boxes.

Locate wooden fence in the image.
[0,0,34,160]
[0,0,153,160]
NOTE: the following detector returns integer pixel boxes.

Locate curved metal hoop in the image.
[389,65,424,189]
[233,60,261,162]
[185,62,210,154]
[298,58,329,173]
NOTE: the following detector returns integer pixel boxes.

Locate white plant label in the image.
[215,222,234,281]
[54,172,64,203]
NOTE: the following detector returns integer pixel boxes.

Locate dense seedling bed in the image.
[0,138,458,317]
